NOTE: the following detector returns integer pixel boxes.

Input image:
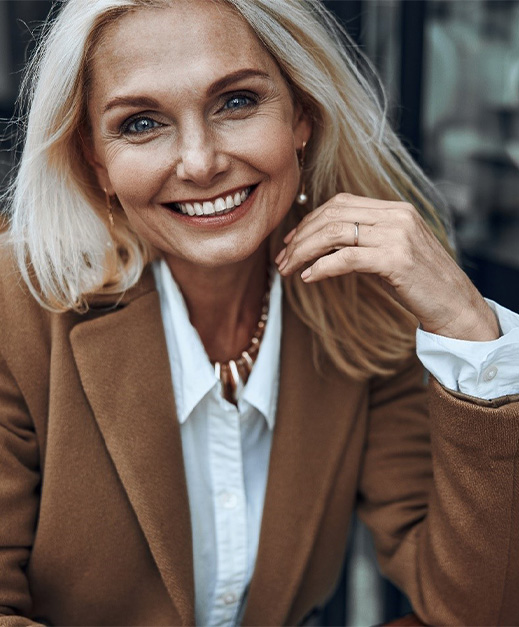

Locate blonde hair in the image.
[6,0,452,379]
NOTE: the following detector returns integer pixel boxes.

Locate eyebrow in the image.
[103,95,161,114]
[103,68,271,114]
[205,68,271,96]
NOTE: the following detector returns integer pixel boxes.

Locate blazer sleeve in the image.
[0,350,45,626]
[356,357,519,626]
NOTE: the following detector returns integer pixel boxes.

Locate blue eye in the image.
[223,95,254,110]
[124,116,160,134]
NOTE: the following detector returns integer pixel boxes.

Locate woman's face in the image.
[87,0,311,269]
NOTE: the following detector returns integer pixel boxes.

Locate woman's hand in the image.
[276,193,500,342]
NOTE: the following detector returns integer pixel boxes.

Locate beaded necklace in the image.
[212,272,272,403]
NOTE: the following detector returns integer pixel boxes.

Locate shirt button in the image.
[223,592,237,605]
[483,365,498,382]
[219,491,238,509]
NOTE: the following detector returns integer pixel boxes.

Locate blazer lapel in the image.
[70,273,195,626]
[242,300,365,626]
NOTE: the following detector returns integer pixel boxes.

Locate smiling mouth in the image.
[166,185,256,217]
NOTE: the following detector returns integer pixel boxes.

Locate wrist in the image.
[423,303,501,342]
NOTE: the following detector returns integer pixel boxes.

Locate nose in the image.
[175,122,229,186]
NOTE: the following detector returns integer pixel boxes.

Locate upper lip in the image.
[164,184,256,206]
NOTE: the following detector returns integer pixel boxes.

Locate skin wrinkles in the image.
[86,0,311,361]
[100,80,287,179]
[102,69,273,115]
[100,77,282,139]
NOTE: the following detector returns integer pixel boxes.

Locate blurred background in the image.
[1,1,518,625]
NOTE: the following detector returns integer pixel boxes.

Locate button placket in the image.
[223,592,237,605]
[208,402,249,626]
[220,491,238,509]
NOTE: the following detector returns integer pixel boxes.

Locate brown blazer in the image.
[1,243,519,626]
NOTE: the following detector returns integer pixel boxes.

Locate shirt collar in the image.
[153,260,216,424]
[152,259,281,429]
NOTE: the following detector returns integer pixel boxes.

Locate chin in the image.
[167,237,269,271]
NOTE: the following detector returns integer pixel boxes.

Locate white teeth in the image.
[173,186,252,217]
[214,198,226,214]
[203,201,215,215]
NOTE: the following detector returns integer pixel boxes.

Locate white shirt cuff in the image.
[416,300,519,400]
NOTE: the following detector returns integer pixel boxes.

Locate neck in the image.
[165,244,270,363]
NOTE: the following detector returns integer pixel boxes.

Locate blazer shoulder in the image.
[0,234,56,389]
[0,233,32,310]
[0,233,48,327]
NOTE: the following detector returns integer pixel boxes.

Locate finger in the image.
[283,227,297,244]
[294,194,406,232]
[286,200,422,267]
[287,205,389,255]
[279,220,375,274]
[279,222,379,275]
[300,247,383,282]
[281,198,419,274]
[274,247,286,265]
[333,194,406,209]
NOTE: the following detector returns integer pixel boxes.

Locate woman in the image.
[1,0,518,625]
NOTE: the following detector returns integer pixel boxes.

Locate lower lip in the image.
[161,186,258,228]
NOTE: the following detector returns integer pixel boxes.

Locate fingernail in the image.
[279,257,288,272]
[301,267,312,281]
[275,248,286,265]
[284,228,296,243]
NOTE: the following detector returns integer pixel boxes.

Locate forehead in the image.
[90,0,279,99]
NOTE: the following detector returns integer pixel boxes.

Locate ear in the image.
[80,125,115,195]
[293,105,312,151]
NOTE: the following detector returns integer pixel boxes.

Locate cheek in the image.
[259,127,301,216]
[237,116,298,166]
[232,119,300,194]
[104,144,171,208]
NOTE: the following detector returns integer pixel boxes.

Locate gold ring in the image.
[353,222,359,247]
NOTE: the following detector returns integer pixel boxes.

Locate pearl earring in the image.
[296,141,308,205]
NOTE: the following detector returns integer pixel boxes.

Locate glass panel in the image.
[423,0,519,270]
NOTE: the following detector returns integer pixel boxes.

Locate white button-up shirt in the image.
[153,259,519,626]
[153,260,281,626]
